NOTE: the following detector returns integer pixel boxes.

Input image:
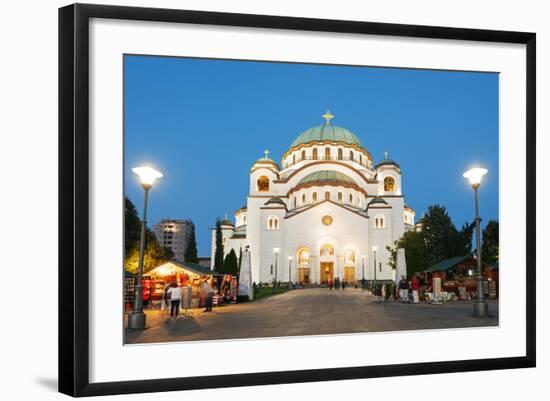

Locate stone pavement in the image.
[125,288,498,344]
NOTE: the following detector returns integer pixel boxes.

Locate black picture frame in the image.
[59,3,536,397]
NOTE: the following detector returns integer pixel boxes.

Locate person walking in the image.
[203,279,215,312]
[411,274,420,304]
[398,276,410,303]
[167,282,182,319]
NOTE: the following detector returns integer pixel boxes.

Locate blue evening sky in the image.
[124,55,499,257]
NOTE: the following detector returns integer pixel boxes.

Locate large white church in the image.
[211,111,416,285]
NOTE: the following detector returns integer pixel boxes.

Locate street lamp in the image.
[128,166,163,329]
[463,167,489,317]
[288,256,293,289]
[361,254,366,290]
[273,247,280,292]
[372,246,378,297]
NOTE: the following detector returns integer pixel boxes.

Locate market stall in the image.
[143,260,218,309]
[422,255,496,301]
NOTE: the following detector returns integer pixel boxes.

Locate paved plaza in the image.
[125,288,498,344]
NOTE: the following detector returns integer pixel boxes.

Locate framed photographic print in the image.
[58,3,536,397]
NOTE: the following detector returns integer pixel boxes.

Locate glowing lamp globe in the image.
[372,245,378,252]
[463,167,488,188]
[273,247,280,254]
[132,166,163,188]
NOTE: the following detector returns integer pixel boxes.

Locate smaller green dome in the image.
[367,197,388,208]
[298,170,357,186]
[265,197,286,207]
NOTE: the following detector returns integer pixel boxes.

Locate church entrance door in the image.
[298,268,310,285]
[344,266,356,285]
[320,262,334,285]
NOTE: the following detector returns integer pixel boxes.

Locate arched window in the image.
[374,214,385,229]
[349,193,353,204]
[298,248,311,265]
[267,215,279,230]
[301,150,306,161]
[384,176,395,192]
[293,196,297,208]
[243,216,247,224]
[257,175,269,192]
[325,191,330,200]
[338,192,343,203]
[325,147,331,160]
[301,193,306,205]
[292,154,296,164]
[338,148,343,160]
[312,192,318,203]
[312,148,318,160]
[359,154,362,165]
[345,249,355,264]
[350,150,354,161]
[320,244,334,257]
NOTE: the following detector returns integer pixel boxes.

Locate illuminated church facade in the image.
[211,111,416,285]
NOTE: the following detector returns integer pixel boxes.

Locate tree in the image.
[184,221,199,263]
[213,219,224,273]
[481,220,499,265]
[124,197,141,257]
[456,221,476,256]
[387,230,430,278]
[422,205,474,264]
[124,229,168,274]
[223,249,239,275]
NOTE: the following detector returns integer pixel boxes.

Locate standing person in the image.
[204,279,215,312]
[411,274,420,304]
[167,282,182,318]
[398,276,410,303]
[198,277,206,309]
[342,279,346,290]
[142,284,150,309]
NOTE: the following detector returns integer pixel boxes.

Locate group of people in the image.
[327,277,349,290]
[163,277,216,319]
[397,274,420,304]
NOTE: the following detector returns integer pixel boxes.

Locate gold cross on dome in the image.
[264,149,270,159]
[322,110,334,125]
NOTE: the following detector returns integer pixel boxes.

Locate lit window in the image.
[293,196,297,208]
[359,154,362,165]
[374,214,385,229]
[350,150,354,161]
[325,147,331,160]
[301,193,306,205]
[267,215,279,231]
[345,249,355,264]
[325,191,330,200]
[338,192,343,203]
[298,248,311,265]
[293,154,296,164]
[384,176,395,192]
[257,175,269,192]
[320,244,334,256]
[349,194,353,204]
[338,148,343,160]
[301,150,306,160]
[312,192,317,203]
[312,148,318,160]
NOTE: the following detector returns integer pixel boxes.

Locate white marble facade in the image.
[211,112,415,285]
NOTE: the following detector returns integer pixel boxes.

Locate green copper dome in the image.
[298,170,357,186]
[291,124,364,149]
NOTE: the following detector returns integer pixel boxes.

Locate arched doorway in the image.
[319,244,334,285]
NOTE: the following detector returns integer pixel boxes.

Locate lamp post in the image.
[361,254,366,290]
[372,246,378,297]
[288,256,293,289]
[127,166,163,330]
[463,167,489,318]
[273,247,280,292]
